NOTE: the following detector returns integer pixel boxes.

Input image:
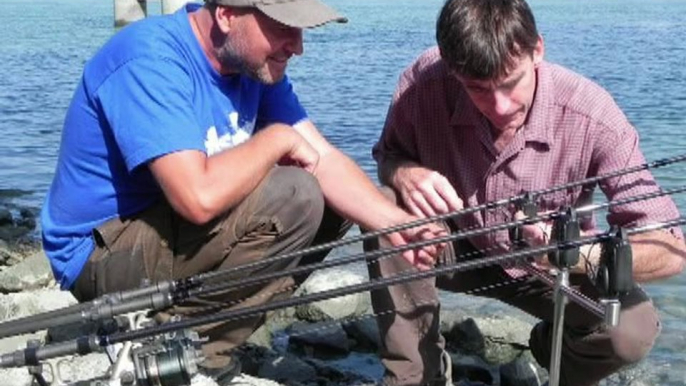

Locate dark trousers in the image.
[72,167,351,368]
[366,188,659,386]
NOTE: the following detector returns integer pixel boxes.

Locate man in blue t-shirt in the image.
[41,0,446,382]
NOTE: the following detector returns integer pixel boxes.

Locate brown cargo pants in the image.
[366,188,660,386]
[71,167,351,369]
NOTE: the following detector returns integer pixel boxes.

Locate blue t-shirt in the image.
[40,3,308,289]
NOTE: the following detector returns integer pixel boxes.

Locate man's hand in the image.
[393,165,463,218]
[382,216,448,271]
[514,210,554,269]
[277,131,320,174]
[515,210,603,273]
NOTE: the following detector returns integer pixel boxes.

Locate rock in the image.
[316,352,383,383]
[248,312,295,349]
[0,289,77,323]
[443,315,533,365]
[0,209,12,227]
[341,316,381,351]
[192,373,284,386]
[444,317,486,357]
[287,321,350,357]
[0,250,54,292]
[0,367,33,386]
[294,268,370,322]
[452,355,496,385]
[15,216,36,231]
[499,356,545,386]
[476,316,533,349]
[258,354,317,384]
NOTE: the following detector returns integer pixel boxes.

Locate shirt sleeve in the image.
[592,114,684,239]
[372,67,420,168]
[257,75,308,128]
[94,56,205,172]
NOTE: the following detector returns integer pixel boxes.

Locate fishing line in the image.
[1,218,682,368]
[105,218,685,346]
[190,153,686,282]
[179,241,512,319]
[1,186,681,340]
[269,277,530,344]
[187,186,686,301]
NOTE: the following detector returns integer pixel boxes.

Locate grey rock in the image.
[0,250,54,292]
[0,209,13,227]
[499,357,545,386]
[444,317,486,358]
[287,321,350,357]
[294,268,370,322]
[341,316,381,351]
[451,355,496,385]
[0,289,77,323]
[258,354,317,384]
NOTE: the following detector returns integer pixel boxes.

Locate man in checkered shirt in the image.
[366,0,686,385]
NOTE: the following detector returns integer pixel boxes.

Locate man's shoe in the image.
[499,358,544,386]
[428,350,454,386]
[200,357,242,386]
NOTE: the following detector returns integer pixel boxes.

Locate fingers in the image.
[407,190,437,218]
[514,210,549,247]
[434,177,464,212]
[400,169,462,218]
[387,223,447,271]
[514,210,553,269]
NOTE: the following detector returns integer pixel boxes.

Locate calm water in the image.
[1,0,685,383]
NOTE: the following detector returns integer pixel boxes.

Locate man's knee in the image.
[609,300,660,364]
[528,300,660,377]
[260,167,325,230]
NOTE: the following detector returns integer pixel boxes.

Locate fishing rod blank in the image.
[189,186,686,300]
[108,218,684,347]
[0,186,681,340]
[0,218,681,369]
[191,153,686,282]
[0,283,176,339]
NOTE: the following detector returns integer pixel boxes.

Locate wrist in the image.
[576,241,601,273]
[390,161,419,190]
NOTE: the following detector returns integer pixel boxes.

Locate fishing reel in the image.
[547,207,581,269]
[128,329,204,386]
[508,192,539,250]
[103,313,204,386]
[510,193,582,270]
[27,312,204,386]
[595,227,633,327]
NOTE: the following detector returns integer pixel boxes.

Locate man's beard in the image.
[216,36,281,84]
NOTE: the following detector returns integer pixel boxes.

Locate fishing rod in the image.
[8,152,680,336]
[2,218,680,371]
[189,185,686,299]
[1,185,682,341]
[191,153,686,281]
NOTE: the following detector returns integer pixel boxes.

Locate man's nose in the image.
[285,28,303,56]
[492,90,512,116]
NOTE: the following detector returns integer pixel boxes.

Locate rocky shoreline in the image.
[0,201,662,386]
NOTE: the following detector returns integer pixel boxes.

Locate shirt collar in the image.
[521,61,554,147]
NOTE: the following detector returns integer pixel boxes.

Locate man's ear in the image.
[533,34,545,67]
[214,6,234,34]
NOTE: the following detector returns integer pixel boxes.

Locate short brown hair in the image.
[436,0,539,80]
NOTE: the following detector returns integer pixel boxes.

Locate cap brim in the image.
[257,0,348,29]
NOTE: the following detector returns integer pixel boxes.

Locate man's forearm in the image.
[317,150,410,231]
[378,156,419,189]
[629,229,686,282]
[573,229,685,282]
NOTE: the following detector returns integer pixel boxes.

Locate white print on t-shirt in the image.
[204,112,256,156]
